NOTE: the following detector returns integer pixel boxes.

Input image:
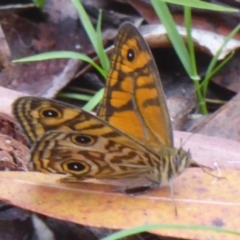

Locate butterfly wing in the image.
[98,23,173,150]
[31,130,155,181]
[12,96,146,151]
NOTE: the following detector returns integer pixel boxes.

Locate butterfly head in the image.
[148,147,191,185]
[171,147,191,176]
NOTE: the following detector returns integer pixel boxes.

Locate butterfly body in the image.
[12,23,191,187]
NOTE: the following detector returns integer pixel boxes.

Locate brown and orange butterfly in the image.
[12,23,192,186]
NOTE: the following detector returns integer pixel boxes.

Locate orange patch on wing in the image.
[137,76,153,87]
[79,127,110,136]
[110,111,144,140]
[121,42,133,51]
[58,126,73,131]
[142,104,160,117]
[108,70,118,87]
[63,109,83,119]
[136,88,158,104]
[121,64,134,73]
[121,77,133,93]
[126,38,138,49]
[142,104,166,144]
[74,118,101,129]
[135,52,150,68]
[111,91,131,108]
[136,88,168,145]
[119,41,150,72]
[88,152,103,158]
[120,44,131,60]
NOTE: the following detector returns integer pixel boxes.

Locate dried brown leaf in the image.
[0,132,239,239]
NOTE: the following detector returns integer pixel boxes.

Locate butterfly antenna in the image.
[178,117,225,182]
[178,107,217,148]
[178,132,195,149]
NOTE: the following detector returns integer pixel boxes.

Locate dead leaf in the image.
[0,86,26,116]
[140,24,240,60]
[0,132,239,239]
[194,92,240,141]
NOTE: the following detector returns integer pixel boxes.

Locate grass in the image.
[151,0,239,114]
[14,0,239,114]
[102,223,240,240]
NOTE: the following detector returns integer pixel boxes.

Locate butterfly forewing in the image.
[13,97,147,151]
[97,23,173,150]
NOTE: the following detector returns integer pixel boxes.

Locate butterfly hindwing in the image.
[31,130,154,180]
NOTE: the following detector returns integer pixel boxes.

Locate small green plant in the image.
[151,0,239,114]
[14,0,239,114]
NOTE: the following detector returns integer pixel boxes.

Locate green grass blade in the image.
[58,93,92,102]
[184,7,199,80]
[102,224,240,240]
[157,0,238,12]
[151,0,192,76]
[71,0,109,77]
[83,88,104,111]
[201,24,240,97]
[13,51,106,78]
[184,6,206,112]
[70,0,97,52]
[207,51,234,80]
[96,10,110,75]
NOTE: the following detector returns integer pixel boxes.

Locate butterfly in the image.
[12,22,193,186]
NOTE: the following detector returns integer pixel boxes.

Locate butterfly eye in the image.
[40,108,61,118]
[127,48,135,61]
[172,149,189,170]
[172,154,182,167]
[72,134,95,145]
